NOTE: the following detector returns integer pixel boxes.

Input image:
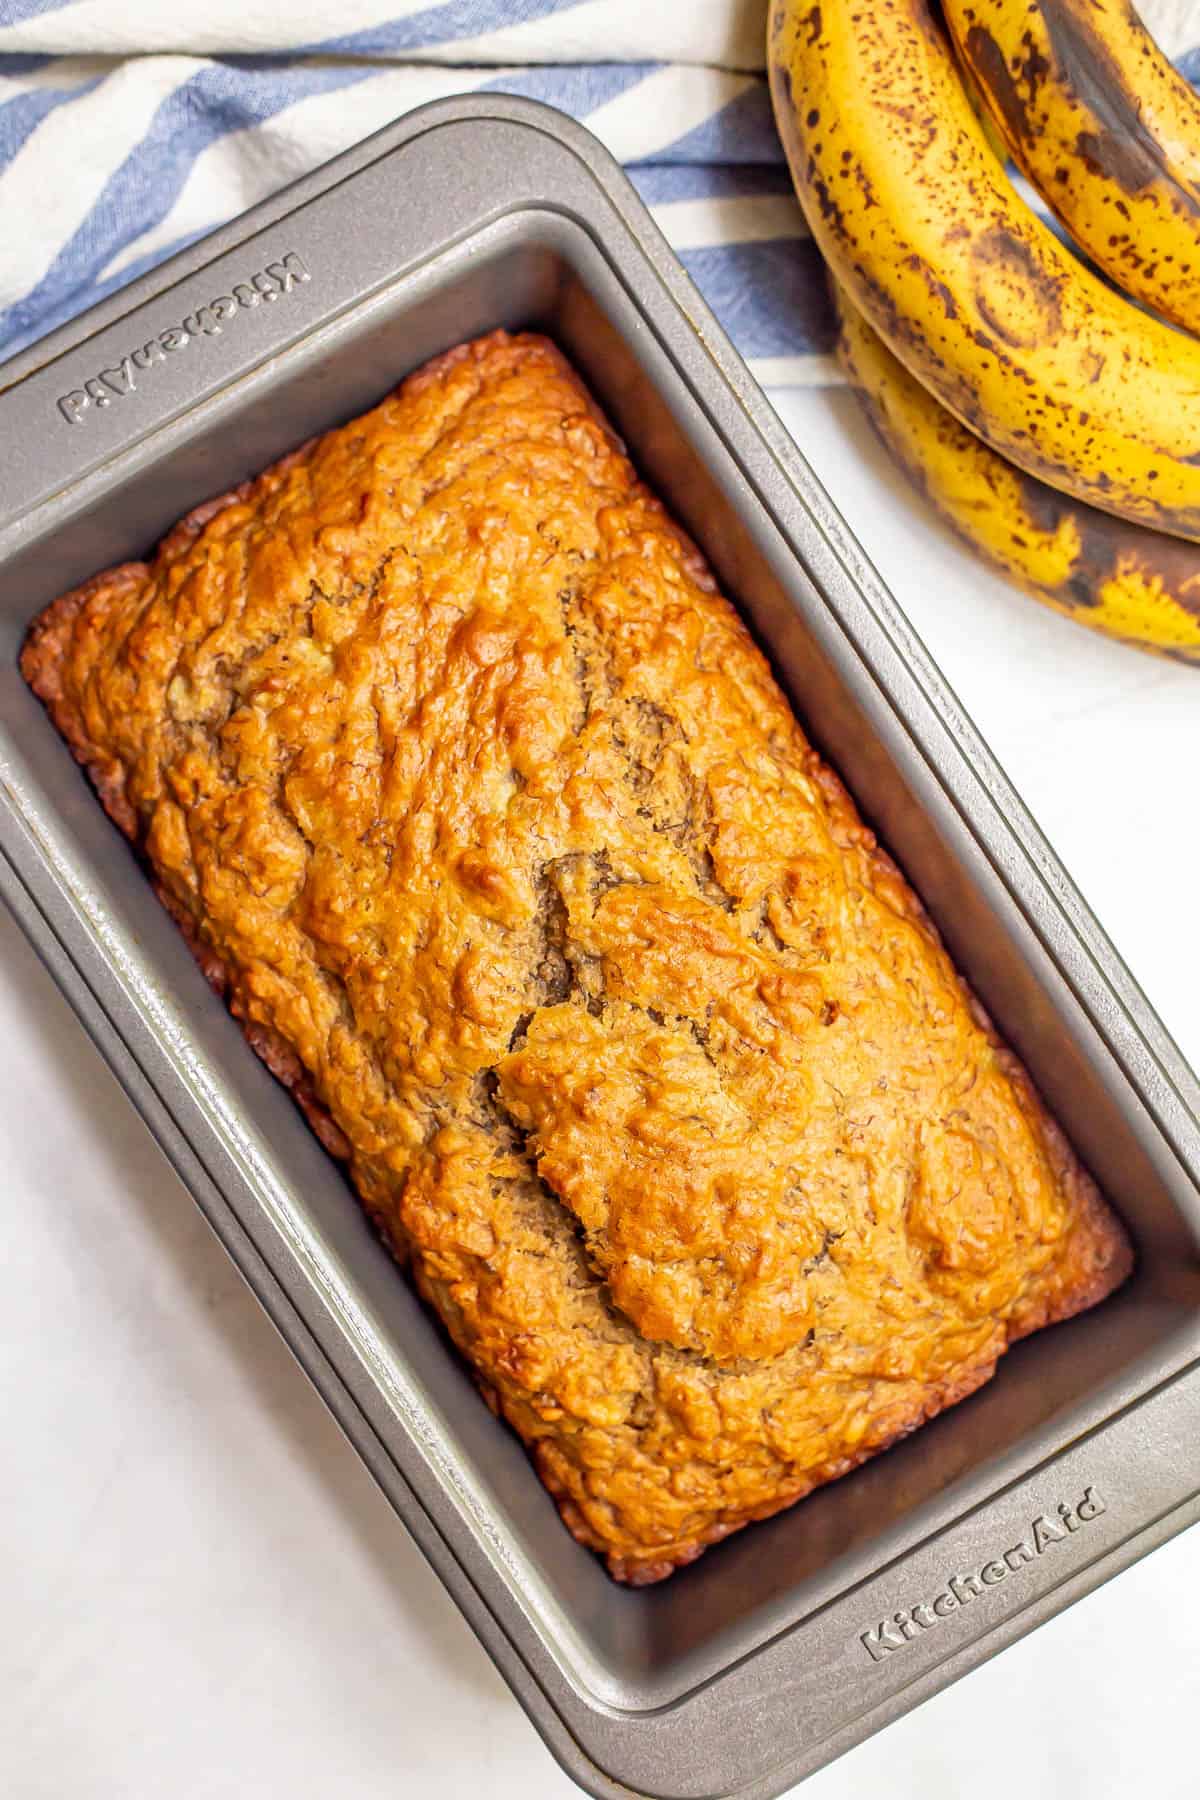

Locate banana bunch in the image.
[834,287,1200,658]
[948,0,1200,338]
[767,0,1200,659]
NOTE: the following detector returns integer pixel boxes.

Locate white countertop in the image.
[4,383,1198,1799]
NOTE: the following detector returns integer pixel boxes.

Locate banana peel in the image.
[833,282,1200,661]
[767,0,1200,543]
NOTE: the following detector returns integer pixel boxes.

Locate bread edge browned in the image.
[19,334,1133,1583]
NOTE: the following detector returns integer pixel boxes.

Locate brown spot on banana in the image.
[905,255,959,320]
[970,229,1064,347]
[1073,129,1159,196]
[808,170,849,236]
[945,0,1200,334]
[1012,32,1051,113]
[964,24,1034,144]
[1040,3,1174,200]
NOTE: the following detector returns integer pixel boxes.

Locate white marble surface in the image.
[3,383,1198,1799]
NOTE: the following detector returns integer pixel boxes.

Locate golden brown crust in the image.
[22,329,1131,1581]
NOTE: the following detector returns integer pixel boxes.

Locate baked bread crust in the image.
[22,330,1131,1582]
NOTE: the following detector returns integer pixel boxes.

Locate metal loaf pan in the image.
[2,96,1199,1800]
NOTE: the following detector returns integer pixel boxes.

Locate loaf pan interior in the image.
[2,210,1198,1711]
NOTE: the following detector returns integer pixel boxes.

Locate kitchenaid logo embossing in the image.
[859,1486,1107,1663]
[55,250,310,425]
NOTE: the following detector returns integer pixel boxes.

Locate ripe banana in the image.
[944,0,1200,338]
[767,0,1200,542]
[833,283,1200,660]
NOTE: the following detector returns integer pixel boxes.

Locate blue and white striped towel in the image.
[1,0,1197,388]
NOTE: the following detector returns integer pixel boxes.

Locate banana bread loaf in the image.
[22,330,1131,1582]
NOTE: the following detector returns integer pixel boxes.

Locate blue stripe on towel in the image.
[0,57,374,350]
[646,81,784,166]
[0,221,218,358]
[0,53,55,74]
[630,163,795,205]
[677,238,834,358]
[309,0,584,58]
[0,72,101,174]
[0,0,79,22]
[482,61,658,115]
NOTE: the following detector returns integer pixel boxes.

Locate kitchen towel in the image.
[0,0,1196,385]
